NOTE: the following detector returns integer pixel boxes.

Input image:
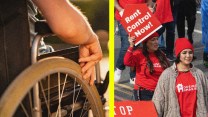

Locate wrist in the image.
[115,4,123,12]
[128,46,133,49]
[130,44,134,47]
[127,47,133,52]
[84,32,98,45]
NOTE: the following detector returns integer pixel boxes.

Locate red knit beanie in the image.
[142,32,159,44]
[175,38,194,57]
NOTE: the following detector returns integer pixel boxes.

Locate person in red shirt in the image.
[175,38,197,117]
[152,38,208,117]
[114,0,155,84]
[124,32,170,100]
[154,0,176,61]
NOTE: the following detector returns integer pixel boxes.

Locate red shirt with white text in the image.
[176,71,197,117]
[124,47,164,90]
[115,0,146,21]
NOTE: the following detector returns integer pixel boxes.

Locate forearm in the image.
[33,0,96,45]
[124,47,135,66]
[114,0,123,11]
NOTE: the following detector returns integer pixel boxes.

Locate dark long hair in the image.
[175,55,180,64]
[142,43,170,74]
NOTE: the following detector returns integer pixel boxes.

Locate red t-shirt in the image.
[124,47,164,91]
[175,71,197,117]
[154,0,173,24]
[115,0,146,21]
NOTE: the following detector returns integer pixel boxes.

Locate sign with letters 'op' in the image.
[121,4,162,45]
[114,101,158,117]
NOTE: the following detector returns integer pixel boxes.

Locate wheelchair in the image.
[0,21,109,117]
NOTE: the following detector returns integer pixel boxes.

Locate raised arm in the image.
[124,36,137,66]
[114,0,123,12]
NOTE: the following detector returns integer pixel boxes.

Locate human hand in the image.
[148,7,154,13]
[79,34,103,85]
[128,35,136,47]
[147,2,157,13]
[148,3,156,13]
[119,9,124,17]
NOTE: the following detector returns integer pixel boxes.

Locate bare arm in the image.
[124,36,136,66]
[114,0,123,12]
[32,0,95,45]
[146,0,156,13]
[32,0,102,85]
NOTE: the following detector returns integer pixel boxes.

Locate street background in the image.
[114,11,208,101]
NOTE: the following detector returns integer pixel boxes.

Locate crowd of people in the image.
[115,0,208,116]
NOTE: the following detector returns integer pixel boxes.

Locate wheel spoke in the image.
[47,75,50,117]
[69,78,77,117]
[20,103,30,117]
[40,80,52,116]
[0,58,104,117]
[80,98,87,117]
[28,91,33,116]
[54,73,68,117]
[69,77,83,117]
[58,73,61,117]
[60,74,68,100]
[55,73,61,117]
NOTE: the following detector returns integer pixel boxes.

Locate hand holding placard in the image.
[119,9,124,17]
[128,35,136,47]
[120,4,162,45]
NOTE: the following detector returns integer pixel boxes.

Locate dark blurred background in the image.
[71,0,109,31]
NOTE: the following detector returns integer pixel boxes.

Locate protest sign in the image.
[114,100,158,117]
[121,4,162,45]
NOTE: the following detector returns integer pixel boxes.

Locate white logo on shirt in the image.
[177,84,183,92]
[176,84,197,93]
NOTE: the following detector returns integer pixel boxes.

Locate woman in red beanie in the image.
[152,38,208,117]
[124,32,170,100]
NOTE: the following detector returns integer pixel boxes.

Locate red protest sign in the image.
[120,4,162,45]
[114,100,158,117]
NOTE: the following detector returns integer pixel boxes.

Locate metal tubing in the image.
[95,63,101,83]
[31,35,43,117]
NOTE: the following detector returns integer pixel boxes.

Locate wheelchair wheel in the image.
[0,57,105,117]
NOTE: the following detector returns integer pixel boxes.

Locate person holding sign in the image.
[152,38,208,117]
[124,32,170,100]
[114,0,155,84]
